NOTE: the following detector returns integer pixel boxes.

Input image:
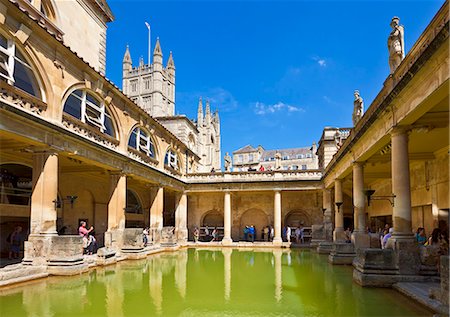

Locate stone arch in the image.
[0,163,32,206]
[284,210,311,227]
[239,208,270,240]
[201,209,223,227]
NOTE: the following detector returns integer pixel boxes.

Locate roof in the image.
[233,145,256,154]
[260,147,312,160]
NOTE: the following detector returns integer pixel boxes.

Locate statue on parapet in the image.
[388,16,405,74]
[352,90,364,126]
[275,151,282,170]
[224,152,232,172]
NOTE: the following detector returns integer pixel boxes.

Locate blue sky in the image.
[106,0,444,156]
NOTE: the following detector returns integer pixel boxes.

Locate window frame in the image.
[129,127,156,158]
[165,149,179,170]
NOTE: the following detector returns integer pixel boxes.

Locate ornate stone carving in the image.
[224,152,232,172]
[0,81,47,115]
[128,147,159,168]
[388,16,405,74]
[352,90,364,126]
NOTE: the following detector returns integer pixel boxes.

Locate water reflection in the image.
[0,249,433,317]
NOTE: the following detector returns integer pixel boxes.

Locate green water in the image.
[0,248,431,317]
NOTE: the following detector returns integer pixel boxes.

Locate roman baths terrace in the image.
[0,0,448,316]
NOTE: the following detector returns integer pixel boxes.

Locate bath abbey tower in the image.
[122,42,221,172]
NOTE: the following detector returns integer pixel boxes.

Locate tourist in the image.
[286,226,292,243]
[8,226,22,260]
[210,167,215,173]
[439,231,449,256]
[143,227,149,246]
[426,228,440,246]
[295,227,301,244]
[344,227,352,243]
[251,225,256,241]
[204,226,210,241]
[282,226,287,241]
[248,225,255,242]
[211,227,218,242]
[382,228,394,249]
[259,165,265,172]
[79,221,94,254]
[263,226,269,241]
[244,226,249,241]
[193,227,199,243]
[87,232,98,255]
[270,226,274,241]
[415,227,427,245]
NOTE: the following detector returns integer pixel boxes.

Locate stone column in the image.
[391,129,413,237]
[333,179,346,242]
[323,188,333,240]
[30,151,58,235]
[222,190,232,245]
[388,128,419,275]
[351,162,370,248]
[150,187,164,243]
[175,192,188,244]
[273,190,282,246]
[105,173,126,248]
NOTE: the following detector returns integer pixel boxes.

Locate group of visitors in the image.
[420,227,449,253]
[282,225,306,243]
[78,221,97,255]
[243,225,257,241]
[192,226,220,242]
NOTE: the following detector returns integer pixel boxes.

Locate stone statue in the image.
[334,130,343,149]
[275,151,282,170]
[224,152,232,172]
[352,90,364,126]
[388,17,405,74]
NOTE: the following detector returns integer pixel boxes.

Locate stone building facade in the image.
[122,44,221,172]
[232,144,318,171]
[0,0,448,302]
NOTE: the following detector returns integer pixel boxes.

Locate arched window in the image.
[63,89,115,137]
[128,127,155,157]
[0,34,41,98]
[0,164,32,206]
[125,189,142,214]
[164,149,179,170]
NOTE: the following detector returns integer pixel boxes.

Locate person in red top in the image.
[259,165,265,172]
[79,221,94,253]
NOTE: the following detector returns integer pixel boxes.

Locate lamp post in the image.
[145,21,151,65]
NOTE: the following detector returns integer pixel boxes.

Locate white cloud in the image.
[312,56,327,67]
[254,102,304,115]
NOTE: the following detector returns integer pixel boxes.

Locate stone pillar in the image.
[351,162,370,248]
[273,190,282,246]
[391,129,413,237]
[150,187,164,243]
[30,151,58,235]
[387,128,420,275]
[317,189,334,253]
[333,179,346,242]
[105,173,126,248]
[175,192,188,244]
[222,190,232,245]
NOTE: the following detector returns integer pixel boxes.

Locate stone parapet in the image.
[185,170,322,183]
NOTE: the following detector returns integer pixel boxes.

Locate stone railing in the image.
[128,147,159,168]
[62,114,120,150]
[185,169,322,183]
[0,81,47,115]
[338,127,352,138]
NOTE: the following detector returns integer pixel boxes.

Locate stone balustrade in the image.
[185,169,322,183]
[0,81,47,115]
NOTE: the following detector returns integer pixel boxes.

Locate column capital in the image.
[352,161,365,168]
[108,170,126,177]
[273,188,282,193]
[390,125,411,137]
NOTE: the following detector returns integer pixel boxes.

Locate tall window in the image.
[63,89,115,137]
[249,154,254,162]
[164,149,179,170]
[302,165,307,170]
[125,190,142,214]
[131,80,138,92]
[143,77,150,90]
[128,127,155,157]
[0,34,41,98]
[238,155,243,163]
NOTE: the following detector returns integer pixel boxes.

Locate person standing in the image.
[78,221,94,254]
[8,226,22,259]
[193,227,200,243]
[286,226,292,243]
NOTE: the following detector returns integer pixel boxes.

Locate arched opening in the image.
[164,148,180,171]
[284,210,311,227]
[63,89,116,138]
[0,164,32,264]
[201,209,223,227]
[128,126,157,158]
[0,34,42,99]
[239,208,269,241]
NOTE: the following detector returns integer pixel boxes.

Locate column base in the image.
[272,237,283,246]
[175,228,188,245]
[221,237,233,246]
[317,241,334,254]
[333,229,347,242]
[386,235,420,275]
[351,232,370,249]
[328,242,356,265]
